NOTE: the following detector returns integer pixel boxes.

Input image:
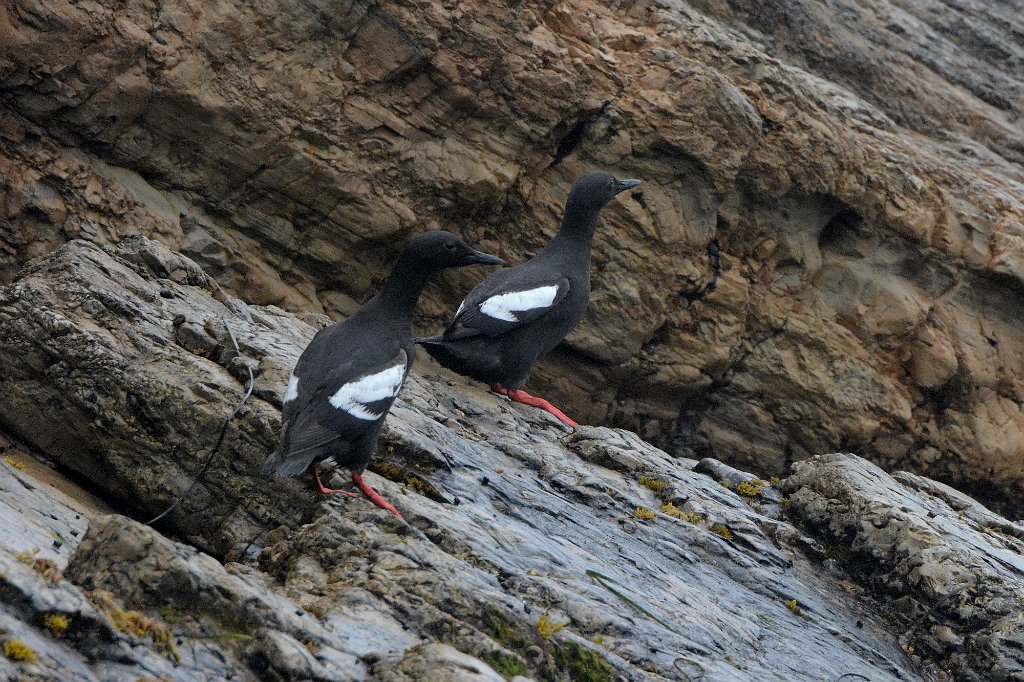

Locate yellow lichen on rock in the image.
[634,507,656,521]
[735,481,764,498]
[3,639,38,663]
[710,525,733,540]
[536,614,565,640]
[638,476,668,496]
[43,614,70,637]
[2,455,25,471]
[660,503,704,524]
[88,590,181,665]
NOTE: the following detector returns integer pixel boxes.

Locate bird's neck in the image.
[540,207,600,260]
[376,255,433,321]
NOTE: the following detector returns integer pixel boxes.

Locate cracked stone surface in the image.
[2,237,1023,680]
[1,0,1023,512]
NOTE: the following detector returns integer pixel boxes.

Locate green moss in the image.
[210,632,254,642]
[368,461,444,502]
[404,474,442,500]
[483,650,529,678]
[552,641,613,682]
[156,605,180,626]
[3,639,38,663]
[481,606,613,682]
[369,461,403,479]
[479,607,535,678]
[769,476,781,486]
[481,606,533,652]
[585,570,672,629]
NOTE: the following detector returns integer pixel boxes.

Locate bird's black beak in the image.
[464,250,505,266]
[615,179,642,194]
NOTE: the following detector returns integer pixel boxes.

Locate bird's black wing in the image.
[269,348,409,473]
[443,267,570,340]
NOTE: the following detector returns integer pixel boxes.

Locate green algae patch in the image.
[585,570,673,631]
[368,460,445,502]
[553,640,613,682]
[483,650,529,678]
[480,605,614,681]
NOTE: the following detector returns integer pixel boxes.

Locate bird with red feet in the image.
[417,171,640,428]
[259,231,503,517]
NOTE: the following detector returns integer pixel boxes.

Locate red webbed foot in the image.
[490,384,579,428]
[352,472,403,518]
[308,463,359,497]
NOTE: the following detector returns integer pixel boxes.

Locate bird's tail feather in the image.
[259,445,315,478]
[414,335,443,344]
[258,425,285,475]
[416,337,456,366]
[258,421,314,478]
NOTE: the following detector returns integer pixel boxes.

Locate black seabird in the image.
[417,171,640,427]
[259,231,503,517]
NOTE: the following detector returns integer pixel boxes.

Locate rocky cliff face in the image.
[2,0,1023,510]
[2,1,1024,678]
[3,0,1023,512]
[2,237,1024,681]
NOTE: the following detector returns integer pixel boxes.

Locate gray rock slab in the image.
[6,237,1024,680]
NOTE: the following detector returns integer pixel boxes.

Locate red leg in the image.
[490,384,579,428]
[308,463,358,497]
[352,472,403,518]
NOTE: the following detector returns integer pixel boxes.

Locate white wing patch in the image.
[283,375,300,404]
[328,363,406,421]
[478,285,559,322]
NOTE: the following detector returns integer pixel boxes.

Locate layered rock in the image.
[1,236,1023,680]
[2,0,1023,509]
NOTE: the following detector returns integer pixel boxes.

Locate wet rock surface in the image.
[785,454,1024,682]
[3,237,1023,680]
[2,0,1023,511]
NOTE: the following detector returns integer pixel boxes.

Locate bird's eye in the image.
[445,242,457,250]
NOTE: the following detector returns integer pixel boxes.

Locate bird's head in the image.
[404,231,505,270]
[565,171,642,213]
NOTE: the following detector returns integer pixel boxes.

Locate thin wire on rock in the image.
[145,316,255,526]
